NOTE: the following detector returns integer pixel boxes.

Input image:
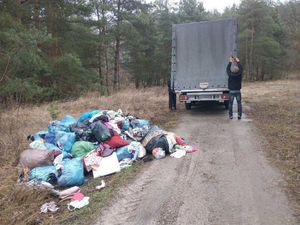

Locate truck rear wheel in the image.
[185,103,192,110]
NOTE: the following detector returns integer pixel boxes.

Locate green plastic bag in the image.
[71,141,95,158]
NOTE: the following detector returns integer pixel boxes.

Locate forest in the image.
[0,0,299,104]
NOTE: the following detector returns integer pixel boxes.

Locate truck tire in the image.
[185,103,192,110]
[224,101,229,110]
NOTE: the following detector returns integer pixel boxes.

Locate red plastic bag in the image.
[104,132,128,148]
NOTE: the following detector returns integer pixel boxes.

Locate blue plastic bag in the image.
[77,110,100,123]
[48,121,66,133]
[32,130,48,141]
[30,165,58,181]
[44,143,61,151]
[55,131,76,153]
[122,119,130,132]
[45,132,56,144]
[138,119,150,127]
[131,119,150,128]
[48,115,76,133]
[58,158,85,187]
[116,146,133,161]
[61,115,76,127]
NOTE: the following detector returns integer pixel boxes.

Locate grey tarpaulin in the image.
[171,19,238,91]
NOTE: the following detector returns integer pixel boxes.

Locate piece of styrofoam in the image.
[92,152,121,178]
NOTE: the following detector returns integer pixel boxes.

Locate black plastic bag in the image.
[90,121,113,142]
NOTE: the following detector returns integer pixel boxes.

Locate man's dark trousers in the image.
[228,90,242,117]
[169,92,176,110]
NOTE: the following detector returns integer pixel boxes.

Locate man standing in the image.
[167,79,176,110]
[227,57,243,119]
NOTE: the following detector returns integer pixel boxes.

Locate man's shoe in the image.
[229,116,233,119]
[238,116,241,120]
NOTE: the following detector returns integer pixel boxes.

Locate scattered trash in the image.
[83,150,102,172]
[152,147,166,159]
[71,141,95,158]
[57,158,85,187]
[174,144,197,153]
[128,141,146,159]
[59,186,81,199]
[18,108,197,213]
[143,155,154,162]
[78,110,101,123]
[96,180,106,190]
[29,139,48,150]
[18,149,56,170]
[71,192,85,201]
[55,131,76,153]
[104,131,129,148]
[92,152,121,178]
[90,121,113,142]
[40,201,59,213]
[53,153,64,168]
[116,146,132,161]
[119,158,133,169]
[30,165,58,183]
[96,143,115,157]
[170,149,186,159]
[68,195,90,211]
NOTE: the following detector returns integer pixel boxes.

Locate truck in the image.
[170,19,238,110]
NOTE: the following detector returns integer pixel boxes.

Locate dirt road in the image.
[95,104,297,225]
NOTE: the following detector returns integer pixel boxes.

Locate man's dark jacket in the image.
[226,62,243,90]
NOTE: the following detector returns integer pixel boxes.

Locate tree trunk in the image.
[16,0,22,22]
[104,47,110,95]
[114,38,120,91]
[96,5,103,95]
[98,47,103,92]
[261,65,265,81]
[245,32,249,81]
[249,21,255,81]
[34,0,40,29]
[98,0,110,95]
[113,0,121,92]
[45,0,58,57]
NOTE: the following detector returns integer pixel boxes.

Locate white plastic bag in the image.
[152,148,166,159]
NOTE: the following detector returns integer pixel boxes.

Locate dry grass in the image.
[243,78,300,216]
[0,87,179,225]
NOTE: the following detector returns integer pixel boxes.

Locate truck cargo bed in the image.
[171,19,238,91]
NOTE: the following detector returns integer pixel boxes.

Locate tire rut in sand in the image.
[96,166,154,225]
[95,106,297,225]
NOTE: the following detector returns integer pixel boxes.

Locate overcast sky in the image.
[145,0,287,13]
[199,0,241,12]
[145,0,241,12]
[175,0,240,12]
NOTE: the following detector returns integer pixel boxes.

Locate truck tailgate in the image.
[171,19,237,91]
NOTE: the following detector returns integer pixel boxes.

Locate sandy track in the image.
[94,104,296,225]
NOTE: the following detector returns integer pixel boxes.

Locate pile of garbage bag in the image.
[17,109,196,212]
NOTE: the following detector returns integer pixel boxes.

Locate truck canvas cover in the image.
[171,19,238,91]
